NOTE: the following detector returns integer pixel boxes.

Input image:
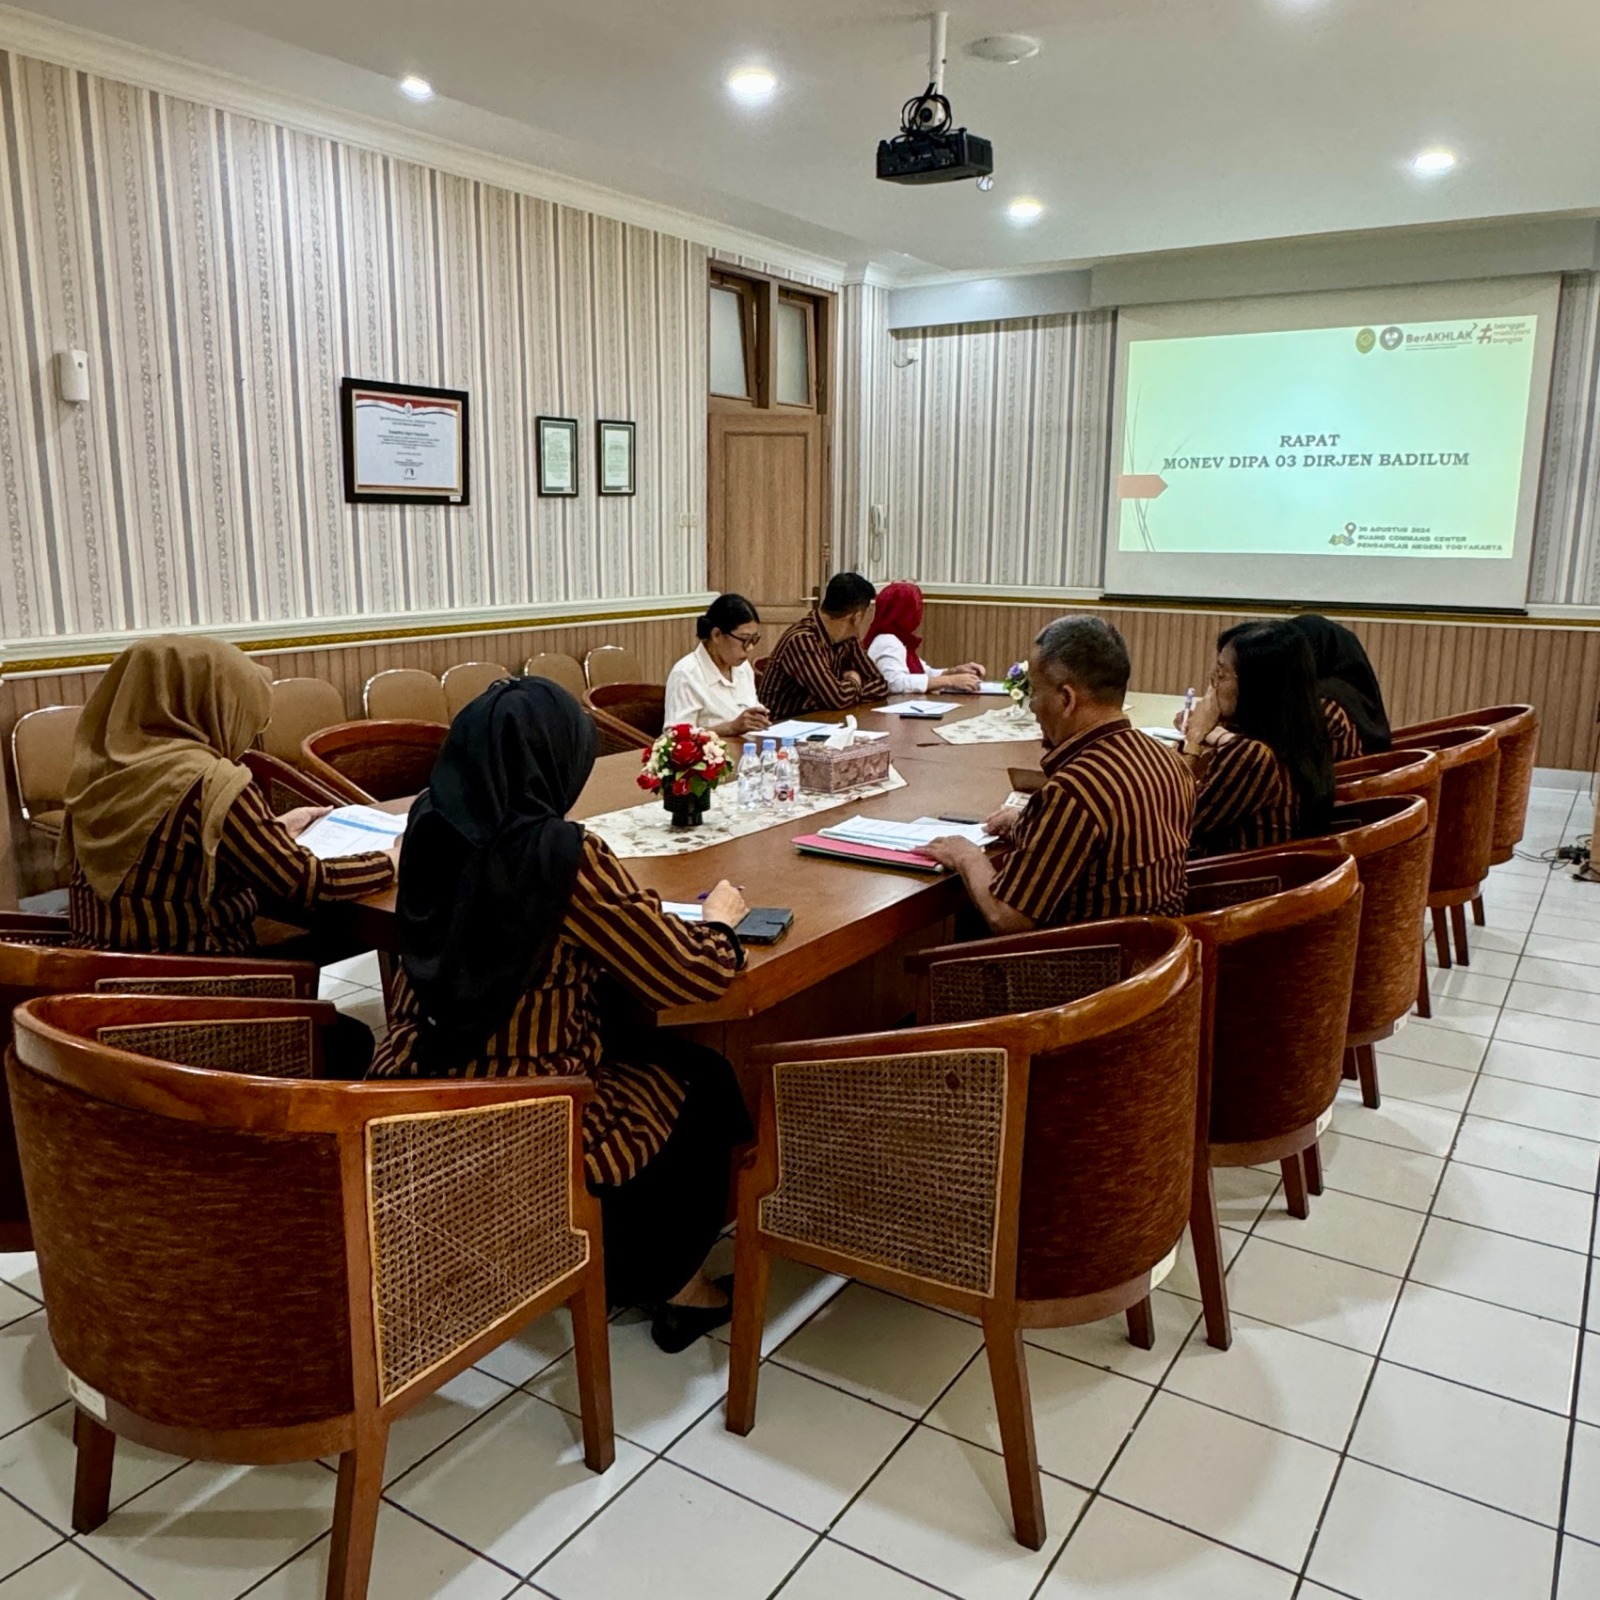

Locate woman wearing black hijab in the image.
[370,678,753,1352]
[1287,614,1391,758]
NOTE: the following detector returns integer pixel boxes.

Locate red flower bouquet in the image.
[637,723,730,826]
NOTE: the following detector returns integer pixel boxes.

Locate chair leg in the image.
[1125,1295,1156,1351]
[1341,1045,1358,1081]
[568,1271,615,1473]
[327,1425,387,1600]
[1281,1152,1310,1219]
[724,1232,771,1437]
[1303,1140,1325,1196]
[70,1409,116,1533]
[1432,907,1451,970]
[1450,903,1470,966]
[1357,1041,1381,1110]
[1472,894,1485,927]
[1190,1165,1232,1350]
[982,1316,1045,1551]
[1416,946,1432,1019]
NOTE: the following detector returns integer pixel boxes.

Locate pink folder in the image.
[790,833,947,874]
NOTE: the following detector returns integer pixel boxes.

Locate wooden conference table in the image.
[347,691,1187,1097]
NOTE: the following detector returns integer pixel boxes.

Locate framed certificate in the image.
[341,378,469,505]
[596,419,636,496]
[536,415,579,496]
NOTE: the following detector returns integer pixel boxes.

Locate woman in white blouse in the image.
[863,581,984,696]
[663,594,771,738]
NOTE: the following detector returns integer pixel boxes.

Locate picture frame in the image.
[340,378,469,505]
[536,415,580,497]
[596,419,636,496]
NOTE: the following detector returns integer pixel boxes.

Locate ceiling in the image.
[8,0,1600,277]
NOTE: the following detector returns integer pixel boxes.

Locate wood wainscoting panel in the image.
[921,597,1600,774]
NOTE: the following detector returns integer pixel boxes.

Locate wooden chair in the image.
[1181,847,1362,1267]
[1335,748,1444,1018]
[1392,705,1537,923]
[523,653,588,699]
[586,683,666,754]
[362,668,448,724]
[241,749,347,816]
[8,992,613,1600]
[441,661,511,720]
[728,918,1203,1550]
[263,678,347,766]
[1391,726,1500,971]
[301,720,446,804]
[584,645,644,689]
[10,704,82,840]
[0,936,319,1251]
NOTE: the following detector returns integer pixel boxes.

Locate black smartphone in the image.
[735,907,794,945]
[938,812,983,825]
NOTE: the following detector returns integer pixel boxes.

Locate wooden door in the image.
[708,409,827,624]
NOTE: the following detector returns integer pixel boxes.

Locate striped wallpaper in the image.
[0,48,709,645]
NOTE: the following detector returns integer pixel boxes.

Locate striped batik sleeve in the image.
[842,637,889,701]
[217,785,395,909]
[764,621,874,716]
[1191,738,1281,843]
[1323,698,1363,762]
[564,836,743,1008]
[989,783,1098,925]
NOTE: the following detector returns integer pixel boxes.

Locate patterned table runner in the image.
[933,707,1042,745]
[582,767,909,860]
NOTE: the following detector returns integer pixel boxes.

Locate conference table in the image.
[347,690,1187,1099]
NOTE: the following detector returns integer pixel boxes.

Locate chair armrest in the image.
[587,703,651,755]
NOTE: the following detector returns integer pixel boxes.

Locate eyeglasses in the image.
[729,631,762,650]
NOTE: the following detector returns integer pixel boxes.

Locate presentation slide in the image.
[1104,277,1561,610]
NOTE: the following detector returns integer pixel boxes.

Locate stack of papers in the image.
[816,815,996,851]
[976,681,1010,696]
[295,805,407,861]
[764,719,835,740]
[881,701,949,719]
[660,901,704,922]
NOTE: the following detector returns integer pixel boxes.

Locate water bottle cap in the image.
[743,741,756,754]
[762,738,776,751]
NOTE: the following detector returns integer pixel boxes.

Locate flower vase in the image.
[1005,698,1033,723]
[664,789,708,829]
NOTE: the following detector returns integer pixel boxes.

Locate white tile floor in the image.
[1,783,1599,1598]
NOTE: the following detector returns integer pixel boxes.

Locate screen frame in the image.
[1102,275,1563,611]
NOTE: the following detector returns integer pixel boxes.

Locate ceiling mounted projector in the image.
[877,12,994,186]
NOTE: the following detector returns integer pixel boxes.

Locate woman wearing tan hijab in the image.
[63,635,396,960]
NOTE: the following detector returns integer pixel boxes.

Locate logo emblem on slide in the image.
[1329,523,1357,548]
[1379,326,1404,351]
[1355,328,1376,354]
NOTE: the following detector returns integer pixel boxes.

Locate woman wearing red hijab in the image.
[863,581,985,696]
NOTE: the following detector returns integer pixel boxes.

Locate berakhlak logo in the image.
[1380,326,1404,351]
[1356,328,1377,354]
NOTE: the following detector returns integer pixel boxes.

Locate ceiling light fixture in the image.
[968,34,1041,66]
[1410,146,1458,177]
[726,67,778,106]
[1007,197,1043,223]
[398,75,433,102]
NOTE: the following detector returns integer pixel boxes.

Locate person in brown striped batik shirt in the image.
[1323,697,1364,762]
[922,617,1194,931]
[63,636,396,957]
[759,572,890,721]
[369,677,753,1353]
[1183,621,1334,858]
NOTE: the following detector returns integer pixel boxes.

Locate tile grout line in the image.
[1548,1162,1599,1600]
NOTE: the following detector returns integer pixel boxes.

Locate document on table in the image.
[660,901,704,922]
[1139,726,1185,745]
[295,805,407,860]
[816,815,997,852]
[976,681,1010,695]
[880,701,950,718]
[763,719,836,741]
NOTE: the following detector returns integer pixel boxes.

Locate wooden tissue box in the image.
[796,737,892,794]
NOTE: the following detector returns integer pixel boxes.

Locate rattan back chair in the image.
[8,992,612,1600]
[263,677,347,765]
[441,661,512,720]
[728,918,1203,1550]
[362,668,449,724]
[0,941,318,1251]
[10,704,81,839]
[301,720,446,804]
[1391,725,1500,972]
[584,644,644,689]
[1181,847,1362,1318]
[585,682,666,754]
[241,749,348,816]
[523,653,588,698]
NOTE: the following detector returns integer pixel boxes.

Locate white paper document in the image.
[975,681,1010,696]
[660,901,704,922]
[881,701,950,718]
[817,815,996,852]
[763,719,835,741]
[1139,726,1185,745]
[295,804,407,861]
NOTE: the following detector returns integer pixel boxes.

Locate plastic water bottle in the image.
[759,737,778,807]
[774,739,797,810]
[737,741,760,811]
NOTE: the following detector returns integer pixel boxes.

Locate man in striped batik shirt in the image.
[921,617,1194,932]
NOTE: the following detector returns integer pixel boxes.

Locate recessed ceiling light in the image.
[1007,197,1044,224]
[726,67,778,106]
[1410,146,1457,177]
[398,75,433,102]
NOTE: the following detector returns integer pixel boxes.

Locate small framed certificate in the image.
[341,378,469,504]
[536,415,579,496]
[596,419,636,496]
